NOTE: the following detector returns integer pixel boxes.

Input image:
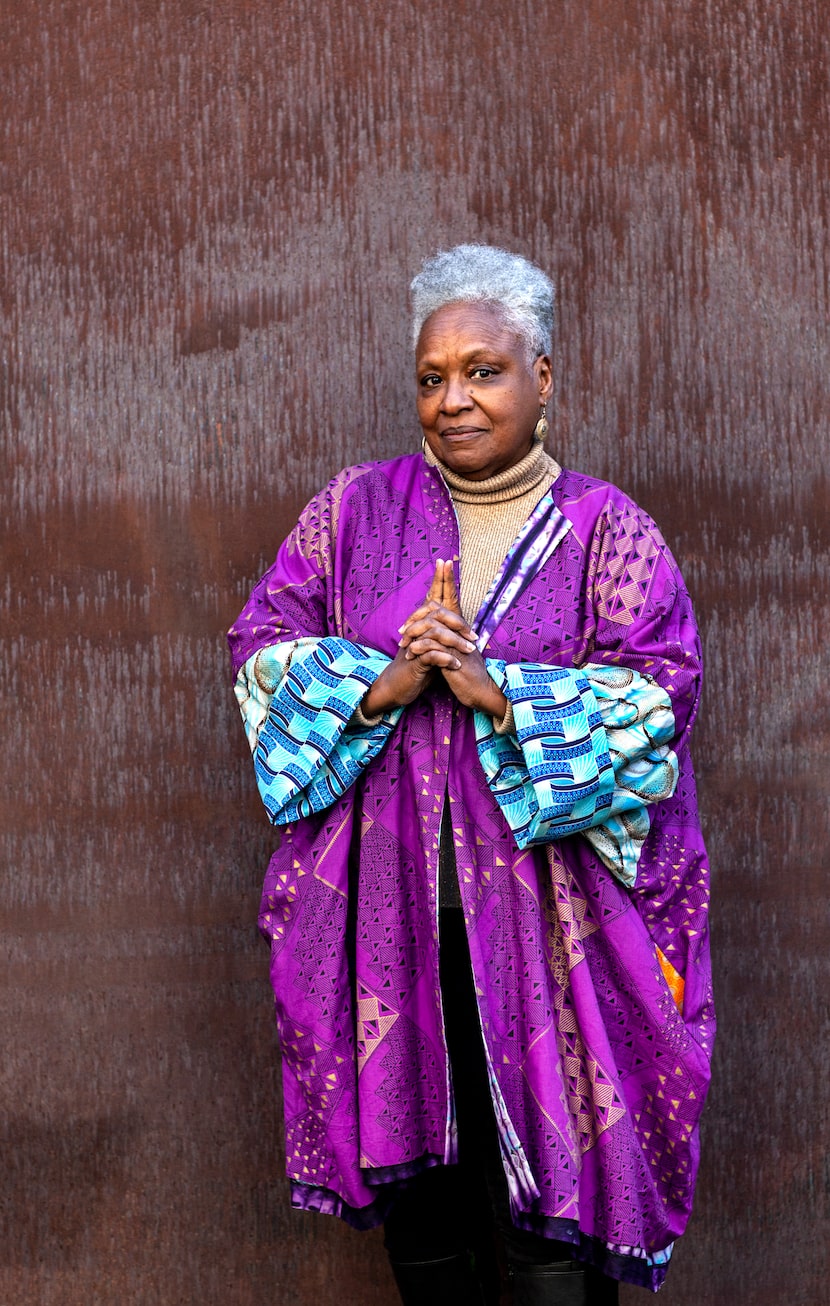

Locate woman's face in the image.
[415,301,552,481]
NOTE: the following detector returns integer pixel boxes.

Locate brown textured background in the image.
[1,2,828,1303]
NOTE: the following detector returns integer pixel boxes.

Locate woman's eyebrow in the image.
[418,343,502,369]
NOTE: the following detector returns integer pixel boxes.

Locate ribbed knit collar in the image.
[424,437,561,504]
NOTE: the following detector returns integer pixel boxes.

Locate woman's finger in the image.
[405,641,463,670]
[442,563,462,615]
[400,611,476,648]
[400,602,475,637]
[399,560,451,635]
[399,602,431,632]
[405,629,476,658]
[426,559,445,605]
[406,606,474,634]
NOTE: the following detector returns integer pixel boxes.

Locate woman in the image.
[228,245,714,1304]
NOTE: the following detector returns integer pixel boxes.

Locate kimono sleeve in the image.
[475,661,678,885]
[585,494,703,746]
[240,637,401,824]
[474,492,702,887]
[227,469,401,822]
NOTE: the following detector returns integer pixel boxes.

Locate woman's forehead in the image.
[415,300,524,361]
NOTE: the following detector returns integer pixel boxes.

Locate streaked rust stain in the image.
[1,1,827,1303]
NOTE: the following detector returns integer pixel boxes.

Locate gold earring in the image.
[533,404,549,442]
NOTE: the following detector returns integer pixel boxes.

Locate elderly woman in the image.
[228,245,714,1305]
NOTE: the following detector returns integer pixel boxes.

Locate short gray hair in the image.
[410,244,555,361]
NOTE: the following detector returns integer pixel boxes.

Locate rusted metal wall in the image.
[1,2,827,1303]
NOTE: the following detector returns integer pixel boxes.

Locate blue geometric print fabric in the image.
[476,662,678,884]
[246,638,402,825]
[475,663,615,843]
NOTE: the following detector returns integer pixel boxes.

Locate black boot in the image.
[509,1259,619,1306]
[389,1251,488,1305]
[509,1259,587,1306]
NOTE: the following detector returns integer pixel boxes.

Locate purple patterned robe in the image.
[228,453,714,1291]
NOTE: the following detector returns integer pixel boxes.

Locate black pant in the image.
[383,910,618,1302]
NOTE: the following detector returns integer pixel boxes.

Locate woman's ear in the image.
[535,353,553,404]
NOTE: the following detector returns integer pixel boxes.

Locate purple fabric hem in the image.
[510,1213,671,1292]
[289,1174,671,1290]
[289,1179,388,1230]
[288,1154,447,1230]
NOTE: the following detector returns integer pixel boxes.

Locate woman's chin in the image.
[427,430,536,480]
[441,450,515,481]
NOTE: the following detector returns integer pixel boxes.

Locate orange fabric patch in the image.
[656,947,685,1013]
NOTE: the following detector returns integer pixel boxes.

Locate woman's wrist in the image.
[351,697,385,728]
[362,657,414,715]
[361,681,392,717]
[478,681,509,719]
[443,661,508,717]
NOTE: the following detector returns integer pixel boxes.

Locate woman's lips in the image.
[440,426,486,441]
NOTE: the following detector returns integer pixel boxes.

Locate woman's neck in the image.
[423,438,559,504]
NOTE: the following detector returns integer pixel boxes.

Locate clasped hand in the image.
[360,560,508,719]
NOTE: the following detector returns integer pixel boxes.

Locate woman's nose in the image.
[441,375,473,413]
